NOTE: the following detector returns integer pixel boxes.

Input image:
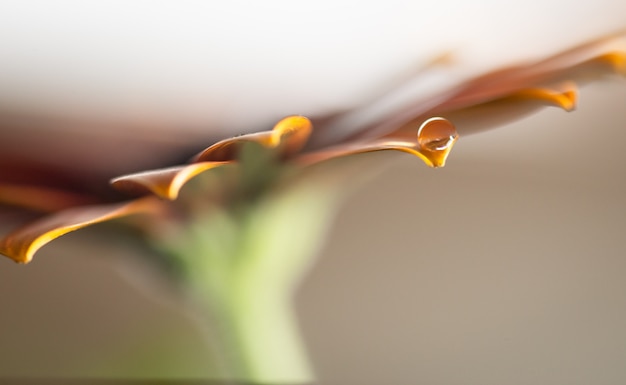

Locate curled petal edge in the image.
[0,197,165,264]
[193,116,312,162]
[111,162,229,200]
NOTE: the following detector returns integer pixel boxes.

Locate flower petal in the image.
[193,116,312,162]
[299,117,458,168]
[111,162,228,200]
[0,197,164,264]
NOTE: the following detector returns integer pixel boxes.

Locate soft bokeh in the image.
[0,1,625,383]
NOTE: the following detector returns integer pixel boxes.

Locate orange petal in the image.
[111,162,228,200]
[0,197,164,264]
[0,183,100,212]
[193,116,312,162]
[299,117,458,168]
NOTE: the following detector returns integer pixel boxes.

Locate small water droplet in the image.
[416,117,458,168]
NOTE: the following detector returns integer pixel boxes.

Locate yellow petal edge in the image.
[0,197,163,264]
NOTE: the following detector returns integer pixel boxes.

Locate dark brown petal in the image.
[0,156,109,198]
[193,116,312,162]
[298,117,458,168]
[110,162,229,200]
[0,183,101,212]
[0,197,165,264]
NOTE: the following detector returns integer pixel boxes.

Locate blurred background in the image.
[0,1,625,384]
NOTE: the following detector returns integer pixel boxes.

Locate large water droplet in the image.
[416,117,458,168]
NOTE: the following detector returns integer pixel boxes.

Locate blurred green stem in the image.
[205,274,310,382]
[159,177,340,383]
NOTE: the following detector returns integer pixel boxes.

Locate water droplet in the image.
[416,117,458,168]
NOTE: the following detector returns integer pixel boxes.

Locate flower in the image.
[0,17,624,381]
[0,33,624,265]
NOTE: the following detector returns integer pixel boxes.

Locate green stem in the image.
[207,285,311,383]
